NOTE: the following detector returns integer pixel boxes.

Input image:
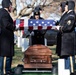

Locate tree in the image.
[2,0,75,20]
[10,0,55,20]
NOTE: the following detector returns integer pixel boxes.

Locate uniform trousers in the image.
[61,56,75,74]
[0,56,12,75]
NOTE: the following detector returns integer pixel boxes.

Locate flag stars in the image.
[33,24,35,26]
[28,20,55,30]
[36,21,39,23]
[39,24,41,26]
[47,22,50,24]
[50,24,52,26]
[42,22,44,24]
[30,21,33,23]
[53,22,55,24]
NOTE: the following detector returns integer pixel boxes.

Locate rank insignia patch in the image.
[67,20,71,25]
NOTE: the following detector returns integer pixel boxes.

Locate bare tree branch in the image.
[31,0,37,7]
[44,0,53,6]
[9,0,76,20]
[43,0,47,6]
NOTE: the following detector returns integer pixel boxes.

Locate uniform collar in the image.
[62,11,67,16]
[67,10,73,13]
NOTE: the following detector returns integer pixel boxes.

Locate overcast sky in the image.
[0,0,2,8]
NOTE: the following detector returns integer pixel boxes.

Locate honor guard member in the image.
[55,1,76,75]
[30,9,43,19]
[29,10,46,45]
[56,1,68,56]
[0,0,15,75]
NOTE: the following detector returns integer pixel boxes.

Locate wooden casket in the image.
[23,45,52,69]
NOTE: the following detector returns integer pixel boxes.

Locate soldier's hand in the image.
[55,26,61,30]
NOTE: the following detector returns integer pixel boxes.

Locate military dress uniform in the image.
[56,2,67,56]
[29,10,46,45]
[56,1,76,74]
[0,0,15,75]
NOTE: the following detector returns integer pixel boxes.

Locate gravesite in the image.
[0,0,76,75]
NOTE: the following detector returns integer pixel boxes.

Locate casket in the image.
[23,45,52,69]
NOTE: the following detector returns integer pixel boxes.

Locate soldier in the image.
[56,1,68,56]
[0,0,15,75]
[29,9,46,45]
[30,9,43,19]
[55,1,76,75]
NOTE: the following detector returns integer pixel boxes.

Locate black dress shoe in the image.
[70,73,74,75]
[5,71,14,75]
[5,73,13,75]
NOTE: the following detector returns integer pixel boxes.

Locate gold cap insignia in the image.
[36,12,38,14]
[67,20,71,25]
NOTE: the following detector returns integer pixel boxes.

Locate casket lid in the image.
[24,45,52,55]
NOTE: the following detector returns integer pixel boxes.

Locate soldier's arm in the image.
[2,12,15,31]
[59,14,75,33]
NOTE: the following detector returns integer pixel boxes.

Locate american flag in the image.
[16,19,56,30]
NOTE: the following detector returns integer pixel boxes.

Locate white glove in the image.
[52,26,60,30]
[16,25,19,29]
[31,31,34,36]
[56,26,61,30]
